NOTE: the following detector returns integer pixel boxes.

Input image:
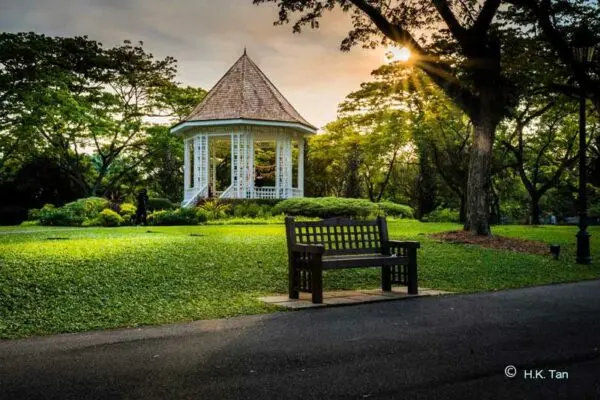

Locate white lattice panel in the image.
[230,132,254,198]
[276,134,292,198]
[194,135,209,191]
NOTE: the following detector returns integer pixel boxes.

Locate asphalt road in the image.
[1,281,599,400]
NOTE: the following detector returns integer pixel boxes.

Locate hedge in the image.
[271,197,413,219]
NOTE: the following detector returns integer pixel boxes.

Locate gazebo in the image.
[171,50,317,207]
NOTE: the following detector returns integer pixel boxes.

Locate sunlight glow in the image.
[385,46,411,62]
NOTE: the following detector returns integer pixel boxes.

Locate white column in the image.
[275,135,280,198]
[194,134,209,196]
[276,134,292,198]
[231,133,239,197]
[184,138,191,192]
[298,137,304,196]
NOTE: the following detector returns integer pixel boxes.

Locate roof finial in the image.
[243,46,247,55]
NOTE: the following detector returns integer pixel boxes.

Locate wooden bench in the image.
[285,216,420,304]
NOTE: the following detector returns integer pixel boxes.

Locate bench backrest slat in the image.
[285,217,387,255]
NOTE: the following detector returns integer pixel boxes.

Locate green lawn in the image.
[0,221,598,339]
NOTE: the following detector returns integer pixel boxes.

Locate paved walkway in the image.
[1,281,599,399]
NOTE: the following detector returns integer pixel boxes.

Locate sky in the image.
[0,0,390,129]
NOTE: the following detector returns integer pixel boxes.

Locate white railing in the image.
[253,186,278,199]
[213,186,303,200]
[219,185,235,199]
[182,185,208,208]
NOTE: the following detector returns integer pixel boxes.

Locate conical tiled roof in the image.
[180,51,316,131]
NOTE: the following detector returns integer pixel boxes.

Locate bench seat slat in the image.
[321,255,409,269]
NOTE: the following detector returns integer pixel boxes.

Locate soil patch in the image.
[430,230,551,256]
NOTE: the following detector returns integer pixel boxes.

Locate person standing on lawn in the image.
[135,188,149,226]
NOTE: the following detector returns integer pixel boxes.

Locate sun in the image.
[385,46,411,62]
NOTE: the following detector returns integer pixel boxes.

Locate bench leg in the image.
[288,260,299,299]
[407,248,418,295]
[311,263,323,304]
[381,266,392,291]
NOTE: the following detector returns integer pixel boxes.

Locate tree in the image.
[253,0,526,235]
[0,33,181,196]
[500,98,581,224]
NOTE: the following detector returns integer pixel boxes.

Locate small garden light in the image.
[550,244,561,260]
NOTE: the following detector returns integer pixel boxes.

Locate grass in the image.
[0,221,598,339]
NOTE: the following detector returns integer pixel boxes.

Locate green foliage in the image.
[273,197,374,219]
[118,203,137,220]
[195,208,209,224]
[27,208,41,221]
[425,208,460,223]
[96,209,124,227]
[590,202,600,217]
[147,198,175,212]
[37,197,110,226]
[39,205,84,226]
[199,200,232,220]
[19,220,40,227]
[148,208,200,226]
[232,202,274,218]
[66,197,110,219]
[377,201,414,219]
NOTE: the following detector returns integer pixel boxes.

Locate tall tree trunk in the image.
[530,195,541,225]
[459,194,466,223]
[464,117,496,235]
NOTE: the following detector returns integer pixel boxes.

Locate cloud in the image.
[0,0,386,128]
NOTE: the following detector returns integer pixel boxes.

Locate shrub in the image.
[232,202,272,218]
[96,209,124,227]
[19,220,41,227]
[38,197,110,226]
[118,203,137,222]
[272,197,375,219]
[65,197,110,219]
[39,206,84,226]
[199,200,231,220]
[147,198,174,212]
[27,208,41,221]
[195,208,209,224]
[426,208,460,223]
[376,201,414,219]
[148,208,199,226]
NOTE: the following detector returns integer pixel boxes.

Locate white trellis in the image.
[180,126,310,206]
[276,133,292,199]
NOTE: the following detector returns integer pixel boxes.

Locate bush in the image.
[272,197,414,219]
[232,202,273,218]
[96,209,124,227]
[199,200,231,220]
[195,208,209,224]
[147,198,174,212]
[65,197,109,219]
[38,197,110,226]
[376,201,414,219]
[426,208,460,223]
[272,197,374,219]
[39,206,83,226]
[19,220,41,227]
[148,208,199,226]
[118,203,137,222]
[27,208,41,221]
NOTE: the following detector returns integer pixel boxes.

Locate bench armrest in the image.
[384,240,420,249]
[291,244,325,254]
